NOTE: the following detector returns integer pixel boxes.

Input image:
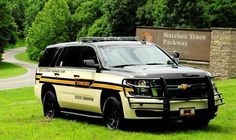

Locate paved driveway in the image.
[0,47,37,90]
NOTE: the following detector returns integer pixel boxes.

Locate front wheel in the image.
[103,96,123,130]
[43,91,60,118]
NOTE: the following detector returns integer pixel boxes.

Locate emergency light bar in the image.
[79,37,140,43]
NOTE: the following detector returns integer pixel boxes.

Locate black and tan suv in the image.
[35,37,224,129]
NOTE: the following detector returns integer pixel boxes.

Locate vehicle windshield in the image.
[98,44,175,67]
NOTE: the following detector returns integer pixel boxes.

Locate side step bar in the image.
[61,110,103,119]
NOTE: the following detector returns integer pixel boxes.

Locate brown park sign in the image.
[136,27,211,61]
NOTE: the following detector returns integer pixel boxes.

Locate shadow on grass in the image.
[58,114,227,134]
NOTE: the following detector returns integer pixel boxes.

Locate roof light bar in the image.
[79,37,140,43]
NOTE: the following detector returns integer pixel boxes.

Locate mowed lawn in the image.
[0,79,235,140]
[0,62,27,79]
[14,51,38,64]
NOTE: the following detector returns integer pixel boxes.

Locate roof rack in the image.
[79,37,140,43]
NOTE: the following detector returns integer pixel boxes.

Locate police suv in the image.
[34,37,224,129]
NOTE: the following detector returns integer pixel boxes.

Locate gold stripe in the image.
[40,78,74,85]
[35,75,42,79]
[39,77,133,92]
[91,83,123,91]
[125,88,134,92]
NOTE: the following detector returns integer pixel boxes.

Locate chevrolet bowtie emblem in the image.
[178,84,191,90]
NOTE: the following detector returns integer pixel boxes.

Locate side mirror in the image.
[84,59,99,68]
[172,51,180,64]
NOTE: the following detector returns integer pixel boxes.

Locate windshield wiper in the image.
[112,64,140,68]
[145,63,164,65]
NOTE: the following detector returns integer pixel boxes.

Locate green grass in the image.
[4,38,25,50]
[0,62,28,79]
[0,79,235,140]
[15,51,38,64]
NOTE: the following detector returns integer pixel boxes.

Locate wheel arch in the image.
[41,84,57,102]
[100,89,122,113]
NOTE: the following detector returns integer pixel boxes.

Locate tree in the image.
[154,0,210,28]
[0,1,17,61]
[10,0,29,37]
[67,0,86,14]
[103,0,144,36]
[87,15,112,37]
[24,0,47,35]
[136,0,155,26]
[26,0,70,60]
[207,0,236,28]
[70,0,103,40]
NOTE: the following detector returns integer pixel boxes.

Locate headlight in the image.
[126,80,158,96]
[137,80,149,95]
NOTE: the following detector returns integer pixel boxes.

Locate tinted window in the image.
[80,46,98,66]
[55,47,67,66]
[39,48,58,67]
[57,47,83,67]
[50,48,63,67]
[55,46,98,68]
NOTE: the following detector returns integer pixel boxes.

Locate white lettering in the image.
[163,39,187,47]
[163,32,188,39]
[189,34,206,40]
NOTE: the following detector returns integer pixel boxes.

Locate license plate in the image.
[180,108,195,117]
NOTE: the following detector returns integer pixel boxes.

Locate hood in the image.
[104,65,211,79]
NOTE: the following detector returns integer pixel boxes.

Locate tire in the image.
[182,118,210,128]
[103,96,123,130]
[43,91,61,118]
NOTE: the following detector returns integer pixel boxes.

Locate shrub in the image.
[26,0,70,61]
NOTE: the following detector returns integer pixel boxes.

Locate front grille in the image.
[123,77,208,100]
[165,78,207,100]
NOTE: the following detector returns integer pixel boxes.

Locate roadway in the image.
[0,47,37,90]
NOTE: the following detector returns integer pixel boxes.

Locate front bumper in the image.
[121,76,224,120]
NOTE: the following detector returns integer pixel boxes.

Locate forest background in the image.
[0,0,235,61]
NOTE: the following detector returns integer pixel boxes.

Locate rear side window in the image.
[39,48,58,67]
[50,48,63,67]
[56,47,83,67]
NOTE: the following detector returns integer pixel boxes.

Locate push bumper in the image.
[121,76,224,120]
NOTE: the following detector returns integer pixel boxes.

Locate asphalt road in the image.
[0,47,37,90]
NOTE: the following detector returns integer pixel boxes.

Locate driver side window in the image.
[80,46,99,67]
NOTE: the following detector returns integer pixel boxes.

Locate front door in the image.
[55,46,101,113]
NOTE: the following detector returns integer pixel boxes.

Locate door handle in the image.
[74,75,80,79]
[54,73,60,76]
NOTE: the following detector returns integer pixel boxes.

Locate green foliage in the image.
[87,15,112,37]
[207,0,236,28]
[26,0,70,61]
[0,47,3,62]
[154,0,210,28]
[71,0,103,40]
[103,0,144,36]
[0,0,17,61]
[136,0,155,26]
[24,0,47,35]
[10,0,29,37]
[67,0,86,14]
[4,38,25,50]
